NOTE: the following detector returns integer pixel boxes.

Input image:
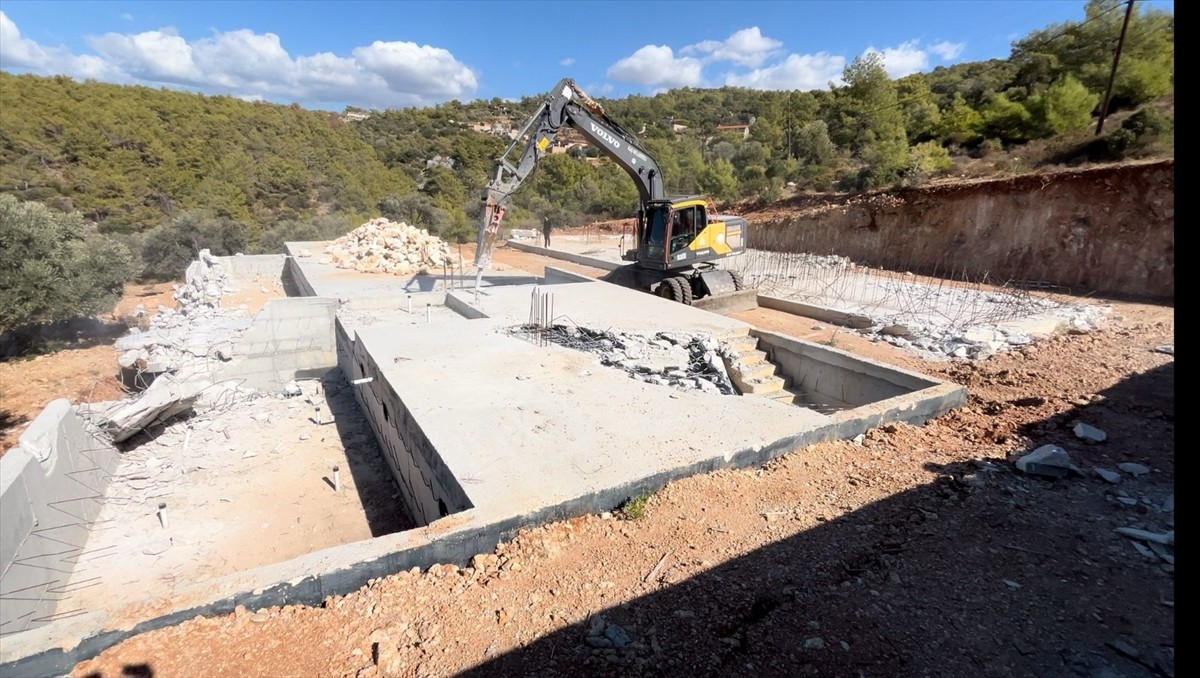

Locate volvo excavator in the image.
[473,78,756,310]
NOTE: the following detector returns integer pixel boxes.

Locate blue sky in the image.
[0,0,1172,110]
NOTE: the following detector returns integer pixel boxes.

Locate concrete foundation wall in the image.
[505,240,620,271]
[343,338,473,526]
[749,160,1174,299]
[543,266,597,284]
[217,297,338,391]
[282,257,317,298]
[758,295,873,329]
[1,401,119,637]
[216,254,285,282]
[753,329,937,408]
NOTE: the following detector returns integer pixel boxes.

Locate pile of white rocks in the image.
[324,218,460,275]
[172,249,236,309]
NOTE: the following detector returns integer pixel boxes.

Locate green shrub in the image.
[618,489,655,521]
[0,195,136,332]
[1121,108,1173,138]
[140,211,251,281]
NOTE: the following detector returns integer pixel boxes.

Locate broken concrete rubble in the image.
[115,250,253,388]
[96,368,239,443]
[516,324,737,395]
[1073,422,1107,443]
[1015,445,1077,478]
[1118,462,1149,477]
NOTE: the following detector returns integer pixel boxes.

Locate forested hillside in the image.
[0,0,1173,259]
[0,73,410,230]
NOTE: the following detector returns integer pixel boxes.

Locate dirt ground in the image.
[69,269,1173,678]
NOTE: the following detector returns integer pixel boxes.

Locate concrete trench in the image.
[1,244,965,677]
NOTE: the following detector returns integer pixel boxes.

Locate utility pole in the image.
[1095,0,1136,136]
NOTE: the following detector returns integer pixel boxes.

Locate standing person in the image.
[542,215,552,248]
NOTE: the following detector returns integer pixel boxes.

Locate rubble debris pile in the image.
[324,218,461,275]
[100,249,257,440]
[515,325,737,395]
[174,248,236,308]
[115,249,250,388]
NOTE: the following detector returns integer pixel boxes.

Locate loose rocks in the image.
[326,218,461,276]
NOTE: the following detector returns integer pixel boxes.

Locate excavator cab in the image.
[626,197,747,272]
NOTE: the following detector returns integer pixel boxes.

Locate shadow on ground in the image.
[80,661,154,678]
[463,364,1174,677]
[321,369,415,537]
[1,317,130,359]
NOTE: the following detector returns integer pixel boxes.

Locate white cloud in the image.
[560,57,574,67]
[863,40,929,78]
[353,40,477,99]
[89,28,203,83]
[1,11,117,80]
[862,39,967,78]
[121,12,134,22]
[606,45,703,88]
[725,52,846,91]
[682,27,781,67]
[0,11,477,108]
[928,40,965,61]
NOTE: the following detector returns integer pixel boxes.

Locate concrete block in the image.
[444,293,488,320]
[543,266,596,284]
[17,400,71,473]
[0,450,37,576]
[758,295,875,330]
[504,240,620,271]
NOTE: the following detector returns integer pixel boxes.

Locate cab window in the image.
[670,205,705,253]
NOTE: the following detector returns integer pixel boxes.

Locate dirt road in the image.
[69,263,1173,678]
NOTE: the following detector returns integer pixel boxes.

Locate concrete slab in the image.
[0,235,968,677]
[461,280,751,339]
[354,316,829,522]
[284,241,538,302]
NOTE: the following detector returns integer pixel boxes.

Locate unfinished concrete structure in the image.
[1,242,965,677]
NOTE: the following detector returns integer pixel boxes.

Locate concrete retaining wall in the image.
[758,295,874,329]
[1,401,119,637]
[753,329,938,409]
[215,254,286,282]
[749,161,1174,299]
[342,338,473,526]
[505,240,620,271]
[543,266,597,284]
[216,297,339,391]
[282,257,317,298]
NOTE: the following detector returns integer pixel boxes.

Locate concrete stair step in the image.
[733,360,778,382]
[740,374,788,395]
[732,349,769,366]
[724,334,760,353]
[765,386,806,405]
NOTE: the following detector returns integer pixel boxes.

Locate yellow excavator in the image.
[473,78,756,310]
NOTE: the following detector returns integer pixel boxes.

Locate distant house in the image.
[342,111,371,122]
[715,123,751,139]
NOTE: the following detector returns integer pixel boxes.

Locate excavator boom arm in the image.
[474,79,663,269]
